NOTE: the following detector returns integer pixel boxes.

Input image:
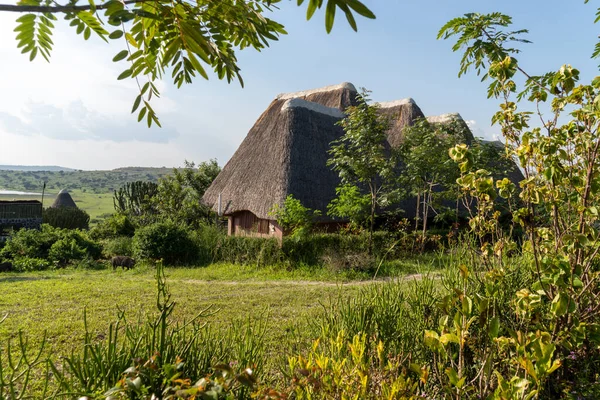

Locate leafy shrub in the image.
[103,236,134,257]
[269,194,321,238]
[212,235,283,266]
[0,225,60,260]
[48,238,87,266]
[43,206,90,230]
[11,257,53,272]
[89,213,136,240]
[0,225,101,267]
[133,222,197,265]
[285,332,421,399]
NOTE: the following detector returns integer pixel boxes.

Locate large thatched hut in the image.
[51,189,78,208]
[203,83,358,238]
[203,83,523,238]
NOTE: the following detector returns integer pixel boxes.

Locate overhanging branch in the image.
[0,1,144,13]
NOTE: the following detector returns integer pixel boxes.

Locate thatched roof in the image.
[425,113,476,144]
[377,98,426,148]
[276,82,358,110]
[203,83,359,220]
[51,189,77,208]
[204,83,525,224]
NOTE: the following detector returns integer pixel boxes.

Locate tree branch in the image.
[0,0,143,13]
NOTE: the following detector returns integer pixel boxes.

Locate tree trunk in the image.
[421,185,432,252]
[415,191,420,232]
[369,191,376,255]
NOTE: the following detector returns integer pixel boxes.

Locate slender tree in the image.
[327,89,396,252]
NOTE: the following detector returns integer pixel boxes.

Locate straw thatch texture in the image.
[51,189,77,208]
[377,98,426,148]
[277,82,358,111]
[426,113,475,144]
[203,96,348,220]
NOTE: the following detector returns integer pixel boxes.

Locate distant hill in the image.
[0,165,75,172]
[0,167,174,193]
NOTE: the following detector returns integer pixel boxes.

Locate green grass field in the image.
[0,264,381,381]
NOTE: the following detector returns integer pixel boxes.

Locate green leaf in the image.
[109,30,123,40]
[488,316,499,339]
[306,0,318,20]
[117,69,132,80]
[186,52,209,80]
[440,333,460,345]
[551,292,569,317]
[29,46,37,61]
[137,106,147,122]
[346,0,376,19]
[132,95,142,113]
[15,14,36,24]
[112,50,128,62]
[325,0,336,33]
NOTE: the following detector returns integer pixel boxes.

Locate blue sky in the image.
[0,0,598,170]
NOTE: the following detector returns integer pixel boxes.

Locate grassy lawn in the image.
[0,258,441,397]
[0,265,378,373]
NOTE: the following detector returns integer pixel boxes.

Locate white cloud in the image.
[0,130,187,170]
[0,100,178,142]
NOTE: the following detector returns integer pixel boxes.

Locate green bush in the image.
[11,257,53,272]
[43,207,90,230]
[0,225,101,267]
[103,236,134,257]
[48,238,87,266]
[0,225,60,260]
[133,222,197,265]
[212,235,282,266]
[89,213,136,240]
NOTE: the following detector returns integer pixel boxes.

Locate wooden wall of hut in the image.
[0,201,42,220]
[227,211,283,239]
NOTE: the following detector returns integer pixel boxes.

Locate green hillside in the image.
[0,167,173,194]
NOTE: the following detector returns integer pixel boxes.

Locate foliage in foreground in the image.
[0,263,268,399]
[6,0,374,126]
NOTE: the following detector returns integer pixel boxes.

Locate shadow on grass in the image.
[0,275,54,283]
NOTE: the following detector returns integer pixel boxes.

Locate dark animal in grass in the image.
[111,256,136,270]
[0,261,12,272]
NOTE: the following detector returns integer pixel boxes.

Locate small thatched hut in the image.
[51,189,78,208]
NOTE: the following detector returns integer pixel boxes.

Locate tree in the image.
[327,89,396,252]
[397,118,467,239]
[153,159,220,227]
[427,3,600,396]
[3,0,374,126]
[269,194,321,238]
[398,118,512,240]
[113,180,159,216]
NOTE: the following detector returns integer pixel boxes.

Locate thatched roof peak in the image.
[377,98,416,108]
[426,113,464,124]
[281,98,346,118]
[51,189,77,208]
[276,82,357,101]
